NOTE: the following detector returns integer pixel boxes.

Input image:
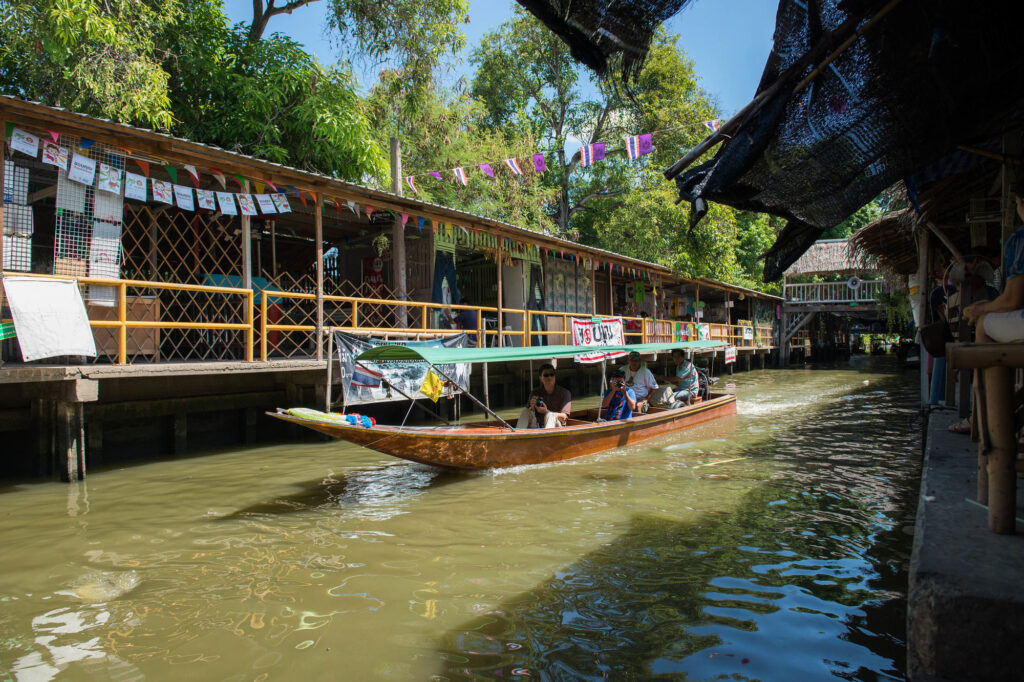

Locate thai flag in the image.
[624,133,653,160]
[351,364,382,388]
[454,167,468,185]
[703,119,721,132]
[405,176,418,194]
[505,158,523,175]
[580,143,605,167]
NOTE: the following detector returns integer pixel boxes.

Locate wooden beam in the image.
[947,343,1024,370]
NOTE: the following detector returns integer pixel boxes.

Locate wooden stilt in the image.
[173,412,187,455]
[56,401,83,482]
[982,366,1016,534]
[482,362,490,409]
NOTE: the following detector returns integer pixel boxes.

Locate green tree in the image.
[0,0,177,128]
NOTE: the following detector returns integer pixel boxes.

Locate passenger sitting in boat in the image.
[623,350,658,413]
[654,349,700,408]
[601,369,637,420]
[516,363,572,428]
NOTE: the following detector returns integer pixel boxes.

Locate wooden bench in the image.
[947,342,1023,534]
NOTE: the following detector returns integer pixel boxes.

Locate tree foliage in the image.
[0,0,176,128]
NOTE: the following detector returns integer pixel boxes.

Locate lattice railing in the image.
[122,205,241,284]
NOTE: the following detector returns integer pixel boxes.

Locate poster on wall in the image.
[9,128,39,157]
[254,194,277,214]
[571,316,625,363]
[124,172,147,201]
[236,193,258,216]
[725,346,737,364]
[216,191,238,215]
[173,184,194,211]
[67,153,96,185]
[41,143,69,171]
[196,189,217,210]
[151,179,173,205]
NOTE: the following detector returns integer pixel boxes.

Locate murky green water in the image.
[0,356,920,681]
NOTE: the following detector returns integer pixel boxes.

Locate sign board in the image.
[571,316,625,363]
[697,323,710,341]
[724,346,737,364]
[742,326,754,341]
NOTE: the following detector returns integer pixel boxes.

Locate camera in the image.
[535,398,545,407]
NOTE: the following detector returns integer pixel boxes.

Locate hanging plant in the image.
[877,288,912,334]
[371,233,391,256]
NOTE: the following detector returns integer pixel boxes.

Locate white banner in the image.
[725,346,737,364]
[571,317,626,363]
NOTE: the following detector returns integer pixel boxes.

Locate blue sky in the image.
[222,0,776,115]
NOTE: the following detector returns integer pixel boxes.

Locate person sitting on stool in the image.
[655,348,700,408]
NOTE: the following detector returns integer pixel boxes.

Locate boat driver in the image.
[517,363,572,428]
[654,349,700,408]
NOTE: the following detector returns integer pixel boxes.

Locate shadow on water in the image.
[216,466,471,520]
[435,371,920,681]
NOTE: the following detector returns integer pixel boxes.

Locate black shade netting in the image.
[670,0,1024,281]
[515,0,696,80]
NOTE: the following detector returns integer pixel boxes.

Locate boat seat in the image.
[563,418,592,426]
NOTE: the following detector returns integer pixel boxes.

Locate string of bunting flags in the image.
[399,117,726,193]
[5,123,663,284]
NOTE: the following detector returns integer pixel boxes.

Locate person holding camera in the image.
[601,368,638,421]
[516,363,572,428]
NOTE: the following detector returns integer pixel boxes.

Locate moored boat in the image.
[269,341,736,469]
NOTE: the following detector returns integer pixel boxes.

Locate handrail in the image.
[2,274,778,365]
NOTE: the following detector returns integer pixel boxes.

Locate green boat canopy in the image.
[354,340,726,365]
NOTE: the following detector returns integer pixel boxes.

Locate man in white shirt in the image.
[622,351,659,412]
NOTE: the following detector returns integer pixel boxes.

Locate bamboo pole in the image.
[497,240,504,347]
[118,282,127,365]
[314,192,324,361]
[983,365,1016,534]
[390,137,408,328]
[241,181,252,290]
[325,328,333,412]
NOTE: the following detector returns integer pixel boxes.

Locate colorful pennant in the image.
[624,133,653,160]
[184,164,200,187]
[454,167,468,186]
[505,158,523,175]
[405,176,418,194]
[478,163,494,178]
[580,143,605,167]
[703,119,721,132]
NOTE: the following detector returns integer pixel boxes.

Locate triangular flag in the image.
[429,172,442,180]
[478,163,494,178]
[419,369,443,402]
[405,176,418,194]
[48,130,59,143]
[115,145,133,156]
[232,173,246,189]
[79,139,95,149]
[454,167,468,185]
[4,122,13,138]
[295,190,307,207]
[209,168,226,189]
[505,158,523,175]
[183,164,200,187]
[366,205,375,218]
[254,181,266,194]
[164,166,178,184]
[400,213,409,227]
[347,200,357,215]
[263,179,278,192]
[417,216,424,233]
[333,199,343,216]
[134,159,150,177]
[703,119,721,132]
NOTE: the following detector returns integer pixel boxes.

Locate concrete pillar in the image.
[56,401,85,481]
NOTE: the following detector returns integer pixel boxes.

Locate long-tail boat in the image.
[269,341,736,470]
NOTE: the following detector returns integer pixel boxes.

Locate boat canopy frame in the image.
[353,340,725,366]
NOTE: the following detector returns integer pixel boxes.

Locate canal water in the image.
[0,356,920,681]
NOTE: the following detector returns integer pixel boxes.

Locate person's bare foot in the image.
[948,418,971,434]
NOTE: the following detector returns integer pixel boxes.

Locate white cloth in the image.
[516,407,561,429]
[3,276,96,360]
[982,310,1024,343]
[623,364,658,400]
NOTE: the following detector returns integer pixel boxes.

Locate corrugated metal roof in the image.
[0,94,780,300]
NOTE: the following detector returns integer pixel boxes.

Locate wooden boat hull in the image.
[268,393,737,470]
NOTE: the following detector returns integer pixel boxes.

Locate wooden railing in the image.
[0,274,778,365]
[784,280,885,304]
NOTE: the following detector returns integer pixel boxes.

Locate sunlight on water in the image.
[0,356,919,680]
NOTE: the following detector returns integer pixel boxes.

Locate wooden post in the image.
[608,266,614,314]
[314,192,324,361]
[917,228,930,406]
[390,137,408,328]
[0,126,6,369]
[496,241,504,347]
[325,328,333,412]
[270,220,278,277]
[241,181,252,290]
[57,401,85,481]
[482,362,490,409]
[983,365,1016,533]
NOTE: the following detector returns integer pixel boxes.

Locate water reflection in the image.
[436,364,917,680]
[0,358,918,681]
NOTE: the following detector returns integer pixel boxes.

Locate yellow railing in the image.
[5,273,253,364]
[1,274,778,366]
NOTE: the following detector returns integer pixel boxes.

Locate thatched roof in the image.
[783,239,877,277]
[849,211,918,276]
